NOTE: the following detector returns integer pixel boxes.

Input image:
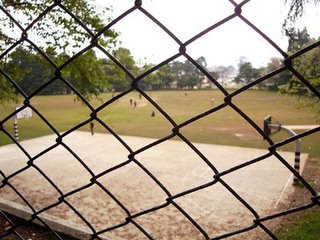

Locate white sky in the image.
[97,0,319,68]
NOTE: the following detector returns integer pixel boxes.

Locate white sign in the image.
[16,106,32,119]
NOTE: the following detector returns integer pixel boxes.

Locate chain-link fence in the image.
[0,0,319,239]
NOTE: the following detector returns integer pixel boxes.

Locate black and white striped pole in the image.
[14,106,32,142]
[264,116,301,184]
[13,115,19,142]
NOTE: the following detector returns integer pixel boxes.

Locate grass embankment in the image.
[1,90,319,156]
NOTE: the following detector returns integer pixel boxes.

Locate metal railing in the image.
[0,0,319,239]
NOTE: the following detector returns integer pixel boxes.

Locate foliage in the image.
[279,27,320,96]
[0,0,118,52]
[63,50,110,99]
[0,71,17,103]
[0,0,119,103]
[259,58,291,91]
[284,0,320,29]
[234,60,261,85]
[104,47,139,91]
[153,64,175,89]
[1,46,110,100]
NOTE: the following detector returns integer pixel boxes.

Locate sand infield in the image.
[0,131,308,239]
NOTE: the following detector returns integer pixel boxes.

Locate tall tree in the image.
[2,47,57,95]
[104,47,138,91]
[234,61,261,85]
[0,0,118,102]
[260,57,291,91]
[155,64,175,89]
[285,27,311,52]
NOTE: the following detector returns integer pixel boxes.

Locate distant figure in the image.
[184,92,188,96]
[90,122,94,135]
[130,99,133,106]
[133,101,137,108]
[139,93,142,99]
[211,97,215,104]
[151,111,155,117]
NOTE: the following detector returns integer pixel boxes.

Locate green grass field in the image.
[1,89,319,156]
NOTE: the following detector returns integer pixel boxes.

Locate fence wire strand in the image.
[0,0,319,239]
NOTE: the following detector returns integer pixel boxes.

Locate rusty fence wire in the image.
[0,0,319,239]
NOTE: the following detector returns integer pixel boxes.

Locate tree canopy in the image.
[0,0,118,102]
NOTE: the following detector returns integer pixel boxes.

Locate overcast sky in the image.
[97,0,319,68]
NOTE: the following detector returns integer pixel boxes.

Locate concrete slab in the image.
[0,131,308,239]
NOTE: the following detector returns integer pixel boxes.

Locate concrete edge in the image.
[0,198,104,239]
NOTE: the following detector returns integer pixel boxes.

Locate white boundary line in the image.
[275,174,293,208]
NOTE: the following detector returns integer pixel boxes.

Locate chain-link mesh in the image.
[0,0,319,239]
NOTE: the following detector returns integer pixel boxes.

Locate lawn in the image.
[0,89,319,156]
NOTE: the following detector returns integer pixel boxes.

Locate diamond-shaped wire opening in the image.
[1,43,57,96]
[34,144,92,194]
[133,203,205,239]
[60,48,111,102]
[26,4,92,56]
[142,0,234,43]
[59,1,113,34]
[95,90,173,144]
[28,94,92,134]
[96,162,168,214]
[221,154,301,213]
[188,16,285,71]
[0,139,29,178]
[61,130,130,175]
[175,182,256,238]
[1,114,57,156]
[0,11,22,51]
[137,140,215,195]
[231,87,319,145]
[105,9,180,68]
[64,184,128,232]
[179,106,270,152]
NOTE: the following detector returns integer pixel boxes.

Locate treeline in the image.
[1,28,319,101]
[235,27,320,96]
[1,46,219,99]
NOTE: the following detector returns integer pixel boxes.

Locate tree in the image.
[154,65,174,89]
[0,0,118,52]
[284,0,320,29]
[285,27,311,52]
[3,47,57,94]
[63,50,109,99]
[0,0,118,102]
[279,38,320,96]
[104,48,138,91]
[260,58,291,91]
[234,60,261,85]
[278,27,320,96]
